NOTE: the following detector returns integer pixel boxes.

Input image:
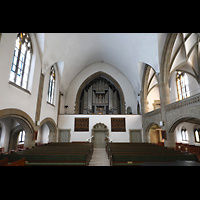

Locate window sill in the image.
[9,81,31,95]
[47,101,55,107]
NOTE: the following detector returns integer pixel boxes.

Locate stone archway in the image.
[0,109,36,148]
[39,118,58,143]
[166,116,200,147]
[92,122,109,148]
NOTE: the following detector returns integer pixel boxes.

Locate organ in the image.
[79,76,121,114]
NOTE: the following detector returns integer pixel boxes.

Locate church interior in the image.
[1,33,200,166]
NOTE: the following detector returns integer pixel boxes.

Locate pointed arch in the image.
[74,71,126,114]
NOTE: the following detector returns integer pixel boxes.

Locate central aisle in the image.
[89,148,110,166]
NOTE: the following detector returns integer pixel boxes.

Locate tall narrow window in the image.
[181,128,188,142]
[18,130,25,144]
[47,66,56,105]
[194,129,200,143]
[176,71,190,100]
[9,33,32,90]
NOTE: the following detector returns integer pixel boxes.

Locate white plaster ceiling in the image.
[36,33,163,95]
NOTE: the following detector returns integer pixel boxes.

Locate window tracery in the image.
[47,65,56,105]
[9,33,32,90]
[176,71,190,100]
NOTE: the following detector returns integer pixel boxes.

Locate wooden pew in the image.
[6,158,25,166]
[0,157,8,166]
[107,143,198,166]
[0,147,5,154]
[0,142,93,166]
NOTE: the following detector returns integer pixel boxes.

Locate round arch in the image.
[0,109,35,133]
[168,116,200,134]
[39,118,57,143]
[39,117,57,133]
[0,109,36,148]
[8,125,23,151]
[144,122,162,144]
[74,71,126,114]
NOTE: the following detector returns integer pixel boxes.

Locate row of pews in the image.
[106,142,199,166]
[0,142,93,166]
[1,141,200,166]
[175,143,200,161]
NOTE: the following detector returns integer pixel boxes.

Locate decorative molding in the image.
[166,93,200,112]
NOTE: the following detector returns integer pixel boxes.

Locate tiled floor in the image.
[89,148,110,166]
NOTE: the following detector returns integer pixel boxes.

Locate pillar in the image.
[24,132,35,148]
[157,74,174,147]
[165,132,175,148]
[49,131,57,142]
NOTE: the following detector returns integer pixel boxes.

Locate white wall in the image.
[58,114,142,143]
[40,65,60,124]
[174,122,200,146]
[0,33,41,121]
[64,62,137,114]
[169,71,200,103]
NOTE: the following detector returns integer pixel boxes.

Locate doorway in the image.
[149,124,163,144]
[129,129,142,143]
[92,123,109,148]
[58,129,71,142]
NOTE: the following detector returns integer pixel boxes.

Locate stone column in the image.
[24,132,35,148]
[49,131,57,142]
[165,132,175,148]
[157,74,173,147]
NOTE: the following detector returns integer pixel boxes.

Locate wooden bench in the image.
[6,158,25,166]
[107,143,198,166]
[0,142,93,166]
[0,157,25,166]
[175,143,200,161]
[0,157,8,166]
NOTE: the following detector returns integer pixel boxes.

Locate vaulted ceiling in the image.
[35,33,167,95]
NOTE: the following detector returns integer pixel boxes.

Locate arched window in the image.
[181,127,188,142]
[47,66,56,105]
[176,71,190,101]
[9,33,32,90]
[18,130,25,144]
[194,128,200,143]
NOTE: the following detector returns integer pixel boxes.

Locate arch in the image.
[74,71,126,114]
[0,109,35,134]
[92,122,109,135]
[141,64,160,113]
[168,116,200,134]
[92,122,109,148]
[39,117,57,143]
[145,122,162,144]
[39,117,57,133]
[160,33,178,85]
[8,125,23,151]
[127,106,133,114]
